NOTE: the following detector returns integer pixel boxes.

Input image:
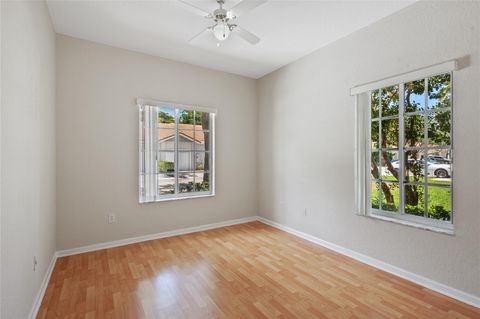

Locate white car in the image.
[427,160,451,178]
[388,159,451,178]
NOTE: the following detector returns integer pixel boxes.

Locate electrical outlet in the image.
[33,256,37,271]
[108,213,116,224]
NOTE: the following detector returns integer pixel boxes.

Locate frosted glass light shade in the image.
[213,23,230,41]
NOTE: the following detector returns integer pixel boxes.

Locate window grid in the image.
[139,104,214,203]
[369,72,452,224]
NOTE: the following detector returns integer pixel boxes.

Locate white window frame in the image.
[352,60,457,234]
[137,98,216,203]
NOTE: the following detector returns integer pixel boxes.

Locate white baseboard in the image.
[57,216,257,257]
[29,214,479,319]
[257,216,480,309]
[29,252,58,319]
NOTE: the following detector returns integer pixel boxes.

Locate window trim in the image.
[137,98,216,204]
[352,61,457,234]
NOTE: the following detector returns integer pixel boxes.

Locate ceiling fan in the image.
[178,0,267,45]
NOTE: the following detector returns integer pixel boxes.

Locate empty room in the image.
[1,0,479,318]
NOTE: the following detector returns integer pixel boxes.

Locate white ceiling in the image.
[47,0,414,79]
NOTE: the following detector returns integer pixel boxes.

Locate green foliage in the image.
[371,181,451,221]
[428,111,451,146]
[179,181,209,193]
[371,74,451,212]
[429,205,450,221]
[404,79,425,112]
[405,150,423,182]
[158,161,174,173]
[428,74,451,109]
[179,110,202,125]
[158,111,175,124]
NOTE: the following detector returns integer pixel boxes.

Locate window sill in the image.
[357,212,455,236]
[139,193,215,204]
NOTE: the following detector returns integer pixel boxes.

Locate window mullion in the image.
[399,83,405,215]
[423,77,429,218]
[153,107,159,201]
[366,91,372,215]
[378,91,382,211]
[193,111,196,190]
[174,108,179,195]
[449,71,454,224]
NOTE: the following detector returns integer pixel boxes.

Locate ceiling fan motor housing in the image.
[213,8,234,22]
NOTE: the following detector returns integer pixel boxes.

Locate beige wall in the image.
[56,35,257,250]
[257,1,480,297]
[1,1,56,318]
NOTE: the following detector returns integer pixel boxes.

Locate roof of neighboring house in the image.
[159,124,205,143]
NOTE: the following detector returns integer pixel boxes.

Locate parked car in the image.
[388,159,450,178]
[427,155,451,164]
[427,159,451,178]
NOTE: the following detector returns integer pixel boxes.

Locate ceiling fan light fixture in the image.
[213,22,230,41]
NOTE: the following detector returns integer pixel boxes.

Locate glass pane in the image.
[381,151,399,181]
[178,152,194,172]
[404,150,425,183]
[404,184,425,216]
[157,152,175,173]
[158,107,175,129]
[428,73,451,110]
[195,111,210,131]
[428,110,451,147]
[140,114,145,149]
[158,129,175,150]
[195,171,210,192]
[381,118,398,148]
[139,151,145,174]
[158,174,175,195]
[178,130,194,150]
[427,149,451,186]
[380,86,399,117]
[381,182,399,213]
[404,79,425,113]
[371,181,380,209]
[179,110,195,125]
[371,120,379,149]
[140,108,145,126]
[404,114,424,147]
[195,131,209,152]
[178,172,195,193]
[371,90,380,118]
[139,174,145,199]
[371,150,380,180]
[195,152,210,171]
[428,186,451,221]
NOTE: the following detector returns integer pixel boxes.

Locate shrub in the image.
[158,161,174,172]
[428,205,450,221]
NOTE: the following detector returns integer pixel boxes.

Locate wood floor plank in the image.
[37,222,480,318]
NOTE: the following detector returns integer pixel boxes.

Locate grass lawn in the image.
[371,176,451,220]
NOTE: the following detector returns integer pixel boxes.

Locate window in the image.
[352,60,456,233]
[370,73,452,229]
[138,100,215,203]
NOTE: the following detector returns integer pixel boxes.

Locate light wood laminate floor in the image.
[38,222,480,318]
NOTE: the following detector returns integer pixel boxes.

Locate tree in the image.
[179,110,201,125]
[159,111,175,124]
[371,74,451,215]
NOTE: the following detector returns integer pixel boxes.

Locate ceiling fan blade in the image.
[234,26,260,45]
[188,27,210,43]
[177,0,211,17]
[230,0,267,17]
